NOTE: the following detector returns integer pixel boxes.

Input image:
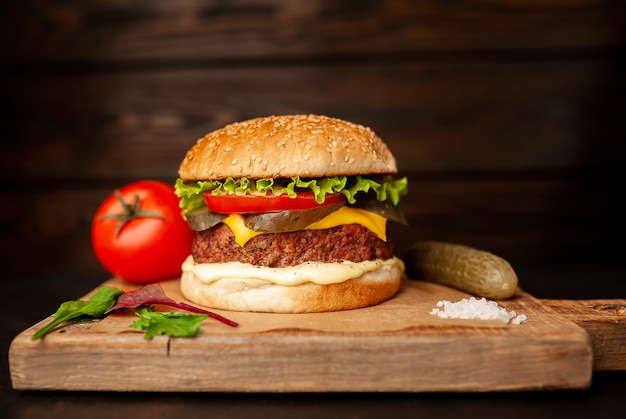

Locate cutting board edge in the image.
[9,277,608,393]
[9,317,593,393]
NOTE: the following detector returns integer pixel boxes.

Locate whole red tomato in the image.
[92,180,194,284]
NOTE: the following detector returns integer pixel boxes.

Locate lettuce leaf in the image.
[32,286,124,340]
[174,175,407,215]
[130,307,207,340]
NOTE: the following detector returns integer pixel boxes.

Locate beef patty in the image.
[192,223,394,267]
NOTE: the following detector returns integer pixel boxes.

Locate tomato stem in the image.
[98,190,167,238]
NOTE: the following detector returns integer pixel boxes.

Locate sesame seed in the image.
[231,159,238,165]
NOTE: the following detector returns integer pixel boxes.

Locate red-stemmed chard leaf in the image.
[107,283,238,327]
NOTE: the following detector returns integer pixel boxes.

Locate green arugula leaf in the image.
[130,307,208,339]
[32,286,124,340]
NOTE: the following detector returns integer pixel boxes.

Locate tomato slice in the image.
[203,190,346,214]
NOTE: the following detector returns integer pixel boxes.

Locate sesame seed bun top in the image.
[178,114,398,181]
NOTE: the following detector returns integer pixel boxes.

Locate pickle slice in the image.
[353,198,408,225]
[243,202,345,233]
[186,208,227,231]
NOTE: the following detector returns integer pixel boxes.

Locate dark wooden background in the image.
[1,0,624,298]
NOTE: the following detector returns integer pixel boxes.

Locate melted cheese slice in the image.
[182,255,401,286]
[222,206,387,247]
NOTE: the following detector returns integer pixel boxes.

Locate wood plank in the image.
[8,278,598,392]
[2,0,625,63]
[390,176,622,268]
[2,60,623,181]
[0,176,620,278]
[542,299,626,371]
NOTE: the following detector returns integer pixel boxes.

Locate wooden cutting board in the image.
[9,277,626,393]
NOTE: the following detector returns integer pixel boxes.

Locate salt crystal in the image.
[511,314,528,325]
[430,297,527,324]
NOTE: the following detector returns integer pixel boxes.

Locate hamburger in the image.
[174,114,408,313]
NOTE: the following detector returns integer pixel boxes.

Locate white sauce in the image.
[182,255,398,286]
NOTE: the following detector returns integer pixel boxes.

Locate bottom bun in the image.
[180,257,404,313]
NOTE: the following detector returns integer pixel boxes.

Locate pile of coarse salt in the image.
[430,297,527,325]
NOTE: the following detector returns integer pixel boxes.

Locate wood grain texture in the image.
[542,299,626,371]
[8,331,591,392]
[2,60,623,180]
[2,0,625,63]
[0,0,624,298]
[9,279,600,392]
[0,176,619,277]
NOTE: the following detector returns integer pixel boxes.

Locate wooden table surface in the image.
[2,2,625,416]
[2,267,625,419]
